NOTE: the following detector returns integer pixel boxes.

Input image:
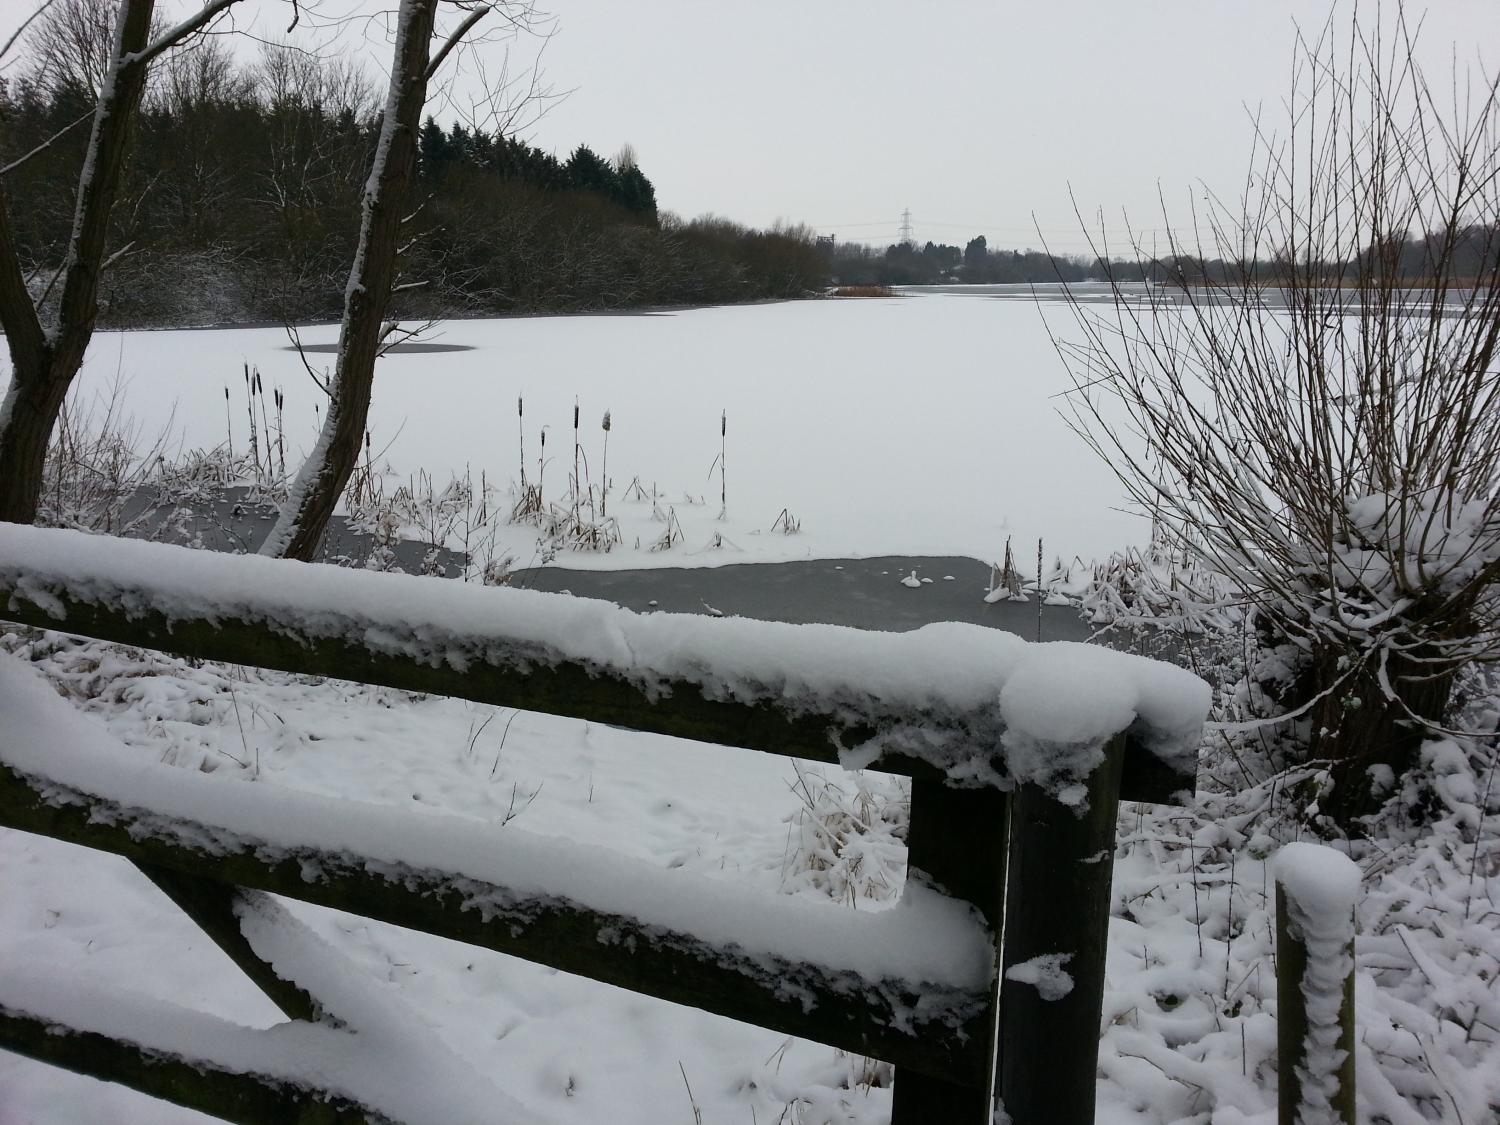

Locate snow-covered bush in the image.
[1057,11,1500,826]
[1081,528,1242,637]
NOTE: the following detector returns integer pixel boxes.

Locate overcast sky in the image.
[5,0,1498,254]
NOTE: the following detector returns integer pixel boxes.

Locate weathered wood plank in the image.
[0,762,993,1086]
[998,734,1126,1125]
[0,1005,379,1124]
[890,780,1008,1124]
[0,569,1191,803]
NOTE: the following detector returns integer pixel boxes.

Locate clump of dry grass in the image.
[779,763,909,906]
[649,507,684,552]
[770,508,801,535]
[986,536,1027,601]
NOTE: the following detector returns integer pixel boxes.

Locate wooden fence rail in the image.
[0,527,1202,1124]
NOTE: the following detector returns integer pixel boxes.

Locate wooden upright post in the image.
[890,778,1009,1124]
[998,734,1125,1124]
[1275,855,1357,1125]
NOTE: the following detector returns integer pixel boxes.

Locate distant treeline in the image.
[828,230,1500,287]
[1098,230,1500,286]
[828,236,1094,286]
[0,40,829,328]
[8,30,1484,330]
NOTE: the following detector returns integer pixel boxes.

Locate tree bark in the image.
[0,0,243,526]
[1312,646,1456,828]
[259,0,440,561]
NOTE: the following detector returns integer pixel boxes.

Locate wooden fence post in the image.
[998,733,1125,1125]
[1275,845,1357,1125]
[890,778,1008,1124]
[137,864,323,1023]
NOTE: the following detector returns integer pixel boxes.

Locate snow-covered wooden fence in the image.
[0,525,1208,1124]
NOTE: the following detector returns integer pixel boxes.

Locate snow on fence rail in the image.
[0,525,1211,1124]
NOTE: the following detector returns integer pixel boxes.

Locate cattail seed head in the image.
[517,396,523,417]
[602,411,611,432]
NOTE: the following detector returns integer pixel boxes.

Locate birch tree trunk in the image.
[259,0,441,561]
[0,0,242,526]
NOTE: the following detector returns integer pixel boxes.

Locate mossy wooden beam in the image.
[0,1005,380,1124]
[0,762,993,1086]
[998,735,1127,1125]
[889,780,1009,1123]
[0,572,1190,803]
[0,575,873,765]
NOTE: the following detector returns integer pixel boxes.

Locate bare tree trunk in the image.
[1310,643,1458,828]
[0,0,242,526]
[259,0,441,561]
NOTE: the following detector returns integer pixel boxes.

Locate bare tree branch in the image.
[0,110,95,178]
[122,0,241,73]
[425,2,490,82]
[0,0,60,67]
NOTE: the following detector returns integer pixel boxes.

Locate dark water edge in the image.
[513,555,1094,641]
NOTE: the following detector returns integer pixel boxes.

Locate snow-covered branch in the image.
[425,2,492,81]
[120,0,243,73]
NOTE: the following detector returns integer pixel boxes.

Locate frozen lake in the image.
[46,288,1145,568]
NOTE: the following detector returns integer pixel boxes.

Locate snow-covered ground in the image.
[58,290,1139,568]
[6,623,1497,1124]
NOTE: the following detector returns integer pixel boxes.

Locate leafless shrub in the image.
[1056,8,1500,825]
[37,380,171,534]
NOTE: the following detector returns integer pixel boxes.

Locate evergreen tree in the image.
[564,144,617,195]
[618,164,658,221]
[419,116,450,179]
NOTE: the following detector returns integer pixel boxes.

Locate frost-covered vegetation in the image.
[1058,9,1500,831]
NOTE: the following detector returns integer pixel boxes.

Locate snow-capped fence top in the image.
[0,524,1208,802]
[0,523,1212,1124]
[1274,843,1360,1125]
